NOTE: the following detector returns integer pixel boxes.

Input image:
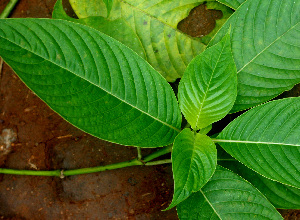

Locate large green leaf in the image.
[216,0,245,9]
[178,33,237,130]
[68,0,211,82]
[53,0,146,59]
[0,18,182,147]
[209,0,300,112]
[177,166,283,220]
[215,97,300,188]
[219,160,300,209]
[166,129,217,210]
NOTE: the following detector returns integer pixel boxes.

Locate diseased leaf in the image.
[53,0,146,58]
[177,166,283,220]
[68,0,213,82]
[178,33,237,130]
[216,0,245,9]
[166,129,217,210]
[0,18,182,147]
[216,97,300,188]
[210,0,300,112]
[219,160,300,209]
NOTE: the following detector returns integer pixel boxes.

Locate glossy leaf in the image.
[177,166,283,220]
[210,0,300,112]
[53,0,146,59]
[0,18,182,147]
[216,97,300,188]
[69,0,211,82]
[219,160,300,209]
[178,33,237,130]
[167,129,217,210]
[216,0,245,9]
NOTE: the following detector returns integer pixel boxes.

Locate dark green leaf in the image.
[178,33,237,130]
[216,97,300,188]
[177,166,283,220]
[210,0,300,112]
[0,18,182,147]
[166,129,217,210]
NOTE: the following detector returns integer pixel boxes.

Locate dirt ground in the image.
[0,0,299,219]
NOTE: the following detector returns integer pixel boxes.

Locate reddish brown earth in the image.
[0,0,299,219]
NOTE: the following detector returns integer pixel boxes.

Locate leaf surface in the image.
[178,33,237,130]
[0,18,182,147]
[167,129,217,210]
[68,0,213,82]
[216,97,300,188]
[219,160,300,209]
[210,0,300,112]
[177,166,283,220]
[216,0,245,9]
[53,0,146,59]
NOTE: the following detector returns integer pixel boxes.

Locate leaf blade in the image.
[0,18,182,147]
[216,97,300,188]
[166,129,217,210]
[210,0,300,112]
[178,33,237,130]
[177,166,283,220]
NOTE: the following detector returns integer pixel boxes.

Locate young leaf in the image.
[53,0,146,59]
[68,0,211,82]
[216,0,245,10]
[210,0,300,112]
[177,166,283,220]
[219,160,300,209]
[0,18,182,147]
[178,33,237,130]
[215,97,300,188]
[166,129,217,210]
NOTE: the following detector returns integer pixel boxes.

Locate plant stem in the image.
[145,159,171,166]
[0,145,174,177]
[137,147,142,161]
[0,0,19,19]
[143,144,173,163]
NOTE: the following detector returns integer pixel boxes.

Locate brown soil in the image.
[0,0,299,219]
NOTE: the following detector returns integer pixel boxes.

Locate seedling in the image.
[0,0,299,219]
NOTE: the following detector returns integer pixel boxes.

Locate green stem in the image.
[137,147,142,161]
[0,168,61,177]
[143,144,173,163]
[145,159,171,166]
[0,0,19,19]
[64,158,143,176]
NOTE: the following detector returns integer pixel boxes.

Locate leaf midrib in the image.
[194,39,227,128]
[237,21,300,74]
[212,138,300,146]
[1,23,181,133]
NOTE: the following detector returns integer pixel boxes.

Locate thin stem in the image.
[145,159,171,166]
[143,144,173,163]
[0,168,61,177]
[0,0,19,19]
[63,158,143,176]
[137,147,142,161]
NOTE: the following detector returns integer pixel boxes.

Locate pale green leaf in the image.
[177,166,283,220]
[215,97,300,188]
[53,0,146,58]
[0,18,182,147]
[166,129,217,210]
[216,0,245,10]
[219,160,300,209]
[210,0,300,112]
[68,0,211,82]
[178,33,237,130]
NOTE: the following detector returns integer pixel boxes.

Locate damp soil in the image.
[0,0,299,219]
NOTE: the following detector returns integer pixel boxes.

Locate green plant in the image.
[0,0,299,219]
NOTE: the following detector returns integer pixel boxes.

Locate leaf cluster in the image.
[0,0,299,219]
